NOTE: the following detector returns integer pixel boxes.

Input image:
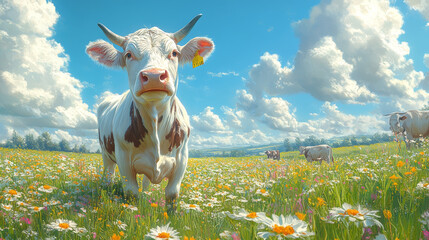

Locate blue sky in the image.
[1,0,429,150]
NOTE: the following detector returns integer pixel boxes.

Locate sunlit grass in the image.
[0,141,428,239]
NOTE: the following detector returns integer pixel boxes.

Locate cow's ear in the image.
[86,40,125,68]
[178,37,214,65]
[399,116,407,121]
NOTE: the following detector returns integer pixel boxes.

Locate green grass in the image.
[0,141,428,239]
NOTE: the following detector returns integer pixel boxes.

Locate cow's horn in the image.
[172,14,202,43]
[98,23,126,47]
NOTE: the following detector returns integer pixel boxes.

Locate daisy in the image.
[256,188,270,196]
[115,220,127,230]
[145,222,180,240]
[28,206,43,213]
[1,204,12,211]
[38,185,56,193]
[417,181,429,191]
[226,208,269,224]
[121,203,138,211]
[181,203,202,212]
[328,203,383,228]
[257,214,315,239]
[46,219,77,232]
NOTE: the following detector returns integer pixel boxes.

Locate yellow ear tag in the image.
[192,51,204,68]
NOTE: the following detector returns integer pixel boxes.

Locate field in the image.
[0,142,428,239]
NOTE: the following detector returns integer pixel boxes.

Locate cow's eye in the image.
[170,50,179,59]
[125,52,132,59]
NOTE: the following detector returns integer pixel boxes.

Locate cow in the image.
[385,110,429,149]
[265,150,274,159]
[299,145,334,164]
[265,150,280,160]
[86,15,214,212]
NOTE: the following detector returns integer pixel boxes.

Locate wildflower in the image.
[389,175,401,181]
[396,161,405,168]
[328,203,383,228]
[28,206,43,213]
[257,214,314,239]
[316,197,326,207]
[145,222,180,240]
[122,203,138,211]
[115,220,127,230]
[111,233,121,240]
[46,219,77,232]
[181,203,202,212]
[226,208,269,224]
[38,185,56,193]
[417,181,429,191]
[1,204,12,211]
[256,188,269,196]
[151,203,158,208]
[383,210,392,220]
[295,212,306,220]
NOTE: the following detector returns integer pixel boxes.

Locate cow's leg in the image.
[116,150,139,197]
[165,146,188,214]
[141,175,151,192]
[102,152,116,185]
[405,133,413,149]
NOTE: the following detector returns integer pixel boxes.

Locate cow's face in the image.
[86,16,214,104]
[389,114,405,133]
[299,146,305,155]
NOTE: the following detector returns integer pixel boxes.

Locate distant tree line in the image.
[283,133,392,152]
[0,131,98,153]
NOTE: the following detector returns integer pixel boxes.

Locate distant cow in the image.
[265,150,280,160]
[299,145,334,163]
[385,110,429,148]
[86,15,214,212]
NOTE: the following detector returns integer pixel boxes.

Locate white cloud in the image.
[246,0,426,107]
[404,0,429,20]
[191,107,230,133]
[208,71,239,77]
[0,0,97,146]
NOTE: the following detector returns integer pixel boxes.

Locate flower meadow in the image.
[0,142,428,240]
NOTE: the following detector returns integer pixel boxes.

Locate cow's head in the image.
[385,113,406,134]
[86,15,214,103]
[299,146,306,155]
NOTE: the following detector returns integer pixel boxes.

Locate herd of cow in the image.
[87,15,426,212]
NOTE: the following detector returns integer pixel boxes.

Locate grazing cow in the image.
[265,150,273,159]
[385,110,429,149]
[299,145,334,164]
[265,150,280,160]
[86,15,214,211]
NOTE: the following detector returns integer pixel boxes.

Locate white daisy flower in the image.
[328,203,383,228]
[226,208,269,224]
[417,182,429,191]
[1,203,12,211]
[38,185,56,193]
[258,214,314,239]
[145,222,180,240]
[28,206,43,213]
[115,220,127,230]
[255,189,270,196]
[46,219,77,232]
[181,203,202,212]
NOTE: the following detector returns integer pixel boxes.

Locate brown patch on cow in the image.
[104,132,115,155]
[125,102,148,148]
[166,118,185,152]
[187,127,190,137]
[158,115,163,124]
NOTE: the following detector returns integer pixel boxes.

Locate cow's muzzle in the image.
[136,68,171,96]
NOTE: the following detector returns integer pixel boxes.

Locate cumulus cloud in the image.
[191,107,230,133]
[246,0,426,107]
[0,0,97,147]
[404,0,429,21]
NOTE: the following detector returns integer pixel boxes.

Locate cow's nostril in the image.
[140,72,149,82]
[160,70,168,81]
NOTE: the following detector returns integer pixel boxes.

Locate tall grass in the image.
[0,141,428,239]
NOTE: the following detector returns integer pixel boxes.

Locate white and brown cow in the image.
[299,145,334,164]
[86,15,214,211]
[385,110,429,149]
